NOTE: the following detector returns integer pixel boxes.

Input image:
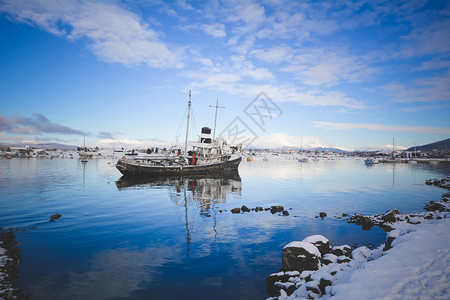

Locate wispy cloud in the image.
[187,68,365,109]
[401,103,450,113]
[97,131,116,140]
[0,114,84,136]
[201,23,226,38]
[0,0,183,68]
[314,121,450,135]
[281,48,376,88]
[250,45,294,64]
[381,70,450,103]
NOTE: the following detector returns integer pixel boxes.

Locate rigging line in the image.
[174,106,188,147]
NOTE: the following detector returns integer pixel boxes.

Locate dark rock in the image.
[50,213,61,221]
[351,214,363,225]
[286,284,297,296]
[271,206,284,214]
[282,210,289,216]
[241,205,250,213]
[231,208,241,214]
[337,257,351,264]
[381,210,397,223]
[332,245,352,257]
[424,213,434,220]
[361,216,373,230]
[330,271,337,276]
[319,278,332,295]
[256,206,264,212]
[319,212,327,218]
[266,272,290,297]
[282,242,321,272]
[306,281,321,295]
[342,213,348,217]
[383,236,395,251]
[424,201,446,212]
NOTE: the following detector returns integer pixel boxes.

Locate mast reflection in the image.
[116,172,242,255]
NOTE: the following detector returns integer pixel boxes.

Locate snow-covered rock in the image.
[302,235,330,256]
[283,241,322,272]
[267,183,450,300]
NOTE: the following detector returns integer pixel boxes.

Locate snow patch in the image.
[303,235,329,244]
[284,241,321,257]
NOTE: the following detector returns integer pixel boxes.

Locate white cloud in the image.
[201,23,226,38]
[0,0,183,68]
[250,45,294,64]
[400,18,450,58]
[314,121,450,135]
[401,104,450,113]
[282,48,375,87]
[413,57,450,71]
[381,70,450,103]
[187,67,365,109]
[225,1,265,25]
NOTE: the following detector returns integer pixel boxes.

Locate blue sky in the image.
[1,0,449,151]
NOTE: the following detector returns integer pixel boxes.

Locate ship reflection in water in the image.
[116,172,241,211]
[116,172,242,254]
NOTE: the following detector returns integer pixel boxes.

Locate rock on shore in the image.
[425,176,450,189]
[266,189,450,300]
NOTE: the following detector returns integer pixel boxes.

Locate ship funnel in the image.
[200,127,212,143]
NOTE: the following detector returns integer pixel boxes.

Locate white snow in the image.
[322,253,338,264]
[328,218,450,299]
[284,241,322,257]
[331,245,350,252]
[284,217,450,299]
[303,235,329,244]
[350,246,371,262]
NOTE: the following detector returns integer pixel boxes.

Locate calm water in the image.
[1,157,449,299]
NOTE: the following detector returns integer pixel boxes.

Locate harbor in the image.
[1,156,449,299]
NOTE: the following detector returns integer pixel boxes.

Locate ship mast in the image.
[209,99,225,140]
[184,90,191,155]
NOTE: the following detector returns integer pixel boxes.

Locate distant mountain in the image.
[248,146,349,153]
[0,143,78,150]
[407,138,450,152]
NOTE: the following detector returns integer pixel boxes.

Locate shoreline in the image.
[267,177,450,299]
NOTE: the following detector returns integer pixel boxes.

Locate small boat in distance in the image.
[364,158,379,165]
[116,91,242,177]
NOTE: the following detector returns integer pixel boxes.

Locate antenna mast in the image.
[209,99,225,140]
[184,90,192,155]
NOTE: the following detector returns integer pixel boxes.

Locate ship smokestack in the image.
[200,127,212,143]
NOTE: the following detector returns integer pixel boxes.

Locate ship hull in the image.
[116,157,242,177]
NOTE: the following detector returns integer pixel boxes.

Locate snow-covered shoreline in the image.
[267,186,450,299]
